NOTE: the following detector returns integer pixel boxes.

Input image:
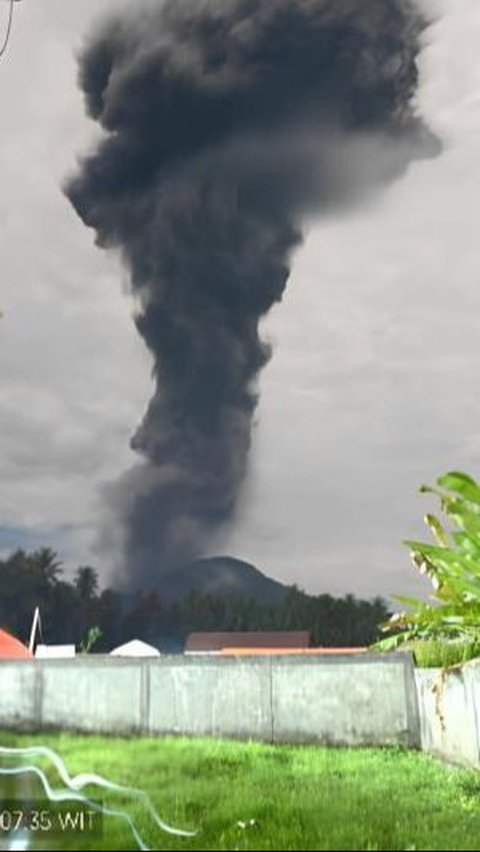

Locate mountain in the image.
[156,556,289,604]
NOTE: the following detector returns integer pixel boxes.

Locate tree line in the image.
[0,548,390,652]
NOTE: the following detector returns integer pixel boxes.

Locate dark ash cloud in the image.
[66,0,438,588]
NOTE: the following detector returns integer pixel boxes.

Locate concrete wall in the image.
[5,653,480,766]
[270,655,419,746]
[415,660,480,767]
[0,653,419,747]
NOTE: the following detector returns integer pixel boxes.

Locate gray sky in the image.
[1,0,480,602]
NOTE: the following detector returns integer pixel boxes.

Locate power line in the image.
[0,0,16,61]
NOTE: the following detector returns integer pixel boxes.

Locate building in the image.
[110,639,161,657]
[185,630,367,656]
[185,631,311,654]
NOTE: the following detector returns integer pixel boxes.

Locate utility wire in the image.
[0,0,15,61]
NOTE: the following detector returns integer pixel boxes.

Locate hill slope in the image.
[158,556,289,604]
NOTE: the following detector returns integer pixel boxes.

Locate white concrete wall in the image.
[4,653,480,767]
[270,655,419,746]
[415,660,480,767]
[0,653,419,746]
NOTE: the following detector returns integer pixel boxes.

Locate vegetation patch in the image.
[1,733,480,850]
[375,471,480,664]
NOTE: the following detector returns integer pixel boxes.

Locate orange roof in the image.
[220,647,367,656]
[0,628,32,659]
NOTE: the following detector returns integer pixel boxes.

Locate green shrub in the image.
[79,625,102,654]
[404,639,480,668]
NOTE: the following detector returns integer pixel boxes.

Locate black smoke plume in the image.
[66,0,438,588]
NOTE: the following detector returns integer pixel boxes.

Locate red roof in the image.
[0,628,32,659]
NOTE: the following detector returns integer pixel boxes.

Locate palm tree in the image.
[74,566,99,602]
[32,547,62,588]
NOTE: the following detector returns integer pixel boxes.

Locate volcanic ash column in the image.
[66,0,439,588]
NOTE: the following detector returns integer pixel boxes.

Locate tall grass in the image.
[1,733,480,850]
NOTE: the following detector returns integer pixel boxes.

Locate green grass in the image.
[404,640,480,668]
[1,733,480,850]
